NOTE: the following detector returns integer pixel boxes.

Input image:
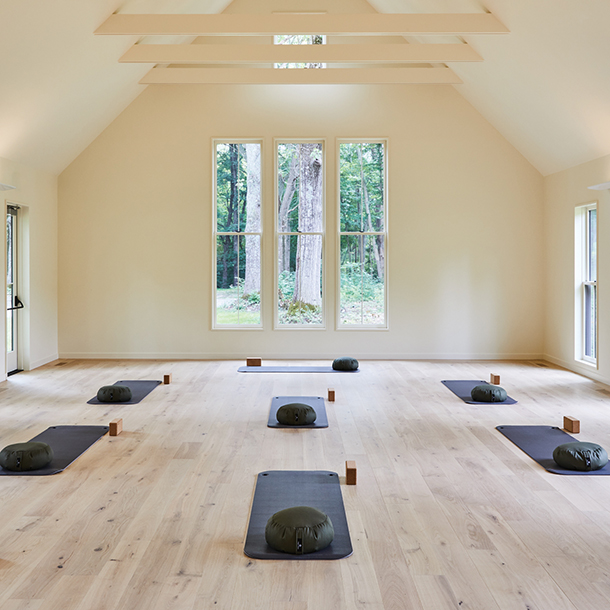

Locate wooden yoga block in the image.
[109,418,123,437]
[246,357,262,367]
[346,460,357,485]
[490,374,501,385]
[163,373,172,385]
[328,388,336,402]
[563,416,580,434]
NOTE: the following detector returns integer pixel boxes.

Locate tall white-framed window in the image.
[337,140,388,328]
[275,140,325,328]
[213,140,262,328]
[575,202,597,364]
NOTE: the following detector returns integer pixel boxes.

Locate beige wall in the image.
[0,156,58,376]
[58,83,544,359]
[544,153,610,383]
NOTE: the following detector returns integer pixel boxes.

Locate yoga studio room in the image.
[2,0,610,608]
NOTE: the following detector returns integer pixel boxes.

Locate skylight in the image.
[274,35,326,69]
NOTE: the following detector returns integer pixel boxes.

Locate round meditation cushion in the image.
[553,442,608,471]
[470,384,507,402]
[332,357,359,371]
[97,384,132,403]
[0,441,54,471]
[276,403,317,426]
[265,506,334,554]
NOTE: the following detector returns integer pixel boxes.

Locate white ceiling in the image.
[1,0,609,176]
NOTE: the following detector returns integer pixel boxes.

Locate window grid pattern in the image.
[276,141,325,327]
[213,141,262,328]
[338,141,387,328]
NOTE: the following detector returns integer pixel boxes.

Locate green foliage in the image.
[339,142,385,232]
[243,290,260,305]
[216,284,261,325]
[277,271,322,324]
[340,262,383,302]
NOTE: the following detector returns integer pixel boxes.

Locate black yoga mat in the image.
[0,425,109,476]
[268,396,328,428]
[441,380,517,405]
[244,470,353,560]
[496,425,610,475]
[87,380,162,405]
[238,366,359,373]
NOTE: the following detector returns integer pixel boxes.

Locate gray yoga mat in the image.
[239,366,359,373]
[442,380,517,405]
[87,380,162,405]
[496,425,610,475]
[0,425,109,476]
[244,470,353,560]
[268,396,328,428]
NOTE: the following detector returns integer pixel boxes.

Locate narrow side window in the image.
[575,202,597,364]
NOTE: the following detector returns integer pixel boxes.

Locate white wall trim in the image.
[543,353,610,386]
[59,351,545,361]
[30,353,59,370]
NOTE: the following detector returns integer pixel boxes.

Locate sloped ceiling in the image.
[1,0,610,176]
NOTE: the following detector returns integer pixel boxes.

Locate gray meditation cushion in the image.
[471,384,507,402]
[265,506,334,554]
[553,442,608,471]
[332,357,359,371]
[0,441,54,471]
[97,384,132,403]
[276,403,317,426]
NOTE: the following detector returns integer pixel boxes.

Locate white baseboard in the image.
[543,353,610,386]
[30,353,59,370]
[58,351,544,361]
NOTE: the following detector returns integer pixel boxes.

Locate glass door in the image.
[6,206,20,374]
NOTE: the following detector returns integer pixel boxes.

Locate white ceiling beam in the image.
[139,67,462,85]
[96,13,508,36]
[120,43,482,64]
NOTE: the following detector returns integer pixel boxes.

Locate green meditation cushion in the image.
[276,403,317,426]
[0,441,54,471]
[332,357,359,371]
[470,384,507,402]
[97,384,132,403]
[553,442,608,471]
[265,506,334,554]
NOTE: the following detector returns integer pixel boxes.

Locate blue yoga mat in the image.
[88,380,162,405]
[244,470,353,560]
[496,425,610,475]
[442,380,517,405]
[0,425,109,476]
[239,366,359,373]
[268,396,328,428]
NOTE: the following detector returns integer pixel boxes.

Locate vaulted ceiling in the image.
[1,0,609,176]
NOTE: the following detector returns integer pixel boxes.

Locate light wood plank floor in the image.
[1,359,610,609]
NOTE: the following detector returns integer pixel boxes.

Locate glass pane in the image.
[216,235,261,326]
[340,142,385,233]
[584,283,597,359]
[588,208,597,281]
[6,212,13,286]
[6,211,14,351]
[278,142,323,233]
[340,235,385,326]
[274,34,326,69]
[277,234,323,325]
[216,142,261,233]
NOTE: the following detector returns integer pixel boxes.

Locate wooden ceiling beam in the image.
[96,13,508,36]
[139,67,463,85]
[120,43,482,64]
